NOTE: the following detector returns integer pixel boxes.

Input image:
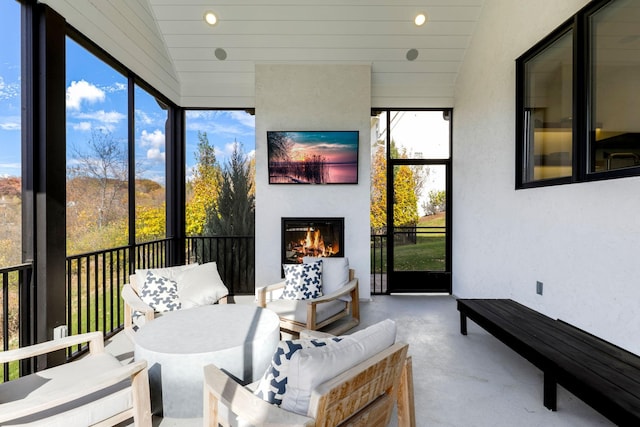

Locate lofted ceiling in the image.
[41,0,485,108]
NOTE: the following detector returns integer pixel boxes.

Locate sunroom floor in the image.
[106,294,613,427]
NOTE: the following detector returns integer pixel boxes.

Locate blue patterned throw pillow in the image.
[281,260,323,300]
[139,271,182,312]
[254,336,342,405]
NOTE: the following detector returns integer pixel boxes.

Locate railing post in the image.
[18,264,35,375]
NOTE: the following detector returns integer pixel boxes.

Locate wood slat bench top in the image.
[457,298,640,425]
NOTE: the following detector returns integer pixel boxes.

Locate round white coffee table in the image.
[133,304,280,418]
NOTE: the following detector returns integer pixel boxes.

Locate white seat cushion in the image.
[0,353,133,426]
[265,299,346,324]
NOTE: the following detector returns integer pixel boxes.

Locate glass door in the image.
[375,110,452,293]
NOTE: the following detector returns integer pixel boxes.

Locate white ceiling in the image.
[41,0,485,108]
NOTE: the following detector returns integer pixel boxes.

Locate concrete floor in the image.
[107,295,613,427]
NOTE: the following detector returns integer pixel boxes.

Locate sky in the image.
[0,0,255,184]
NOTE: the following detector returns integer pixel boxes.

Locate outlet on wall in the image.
[536,281,543,295]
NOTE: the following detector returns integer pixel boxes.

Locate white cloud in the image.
[135,109,153,126]
[73,110,125,124]
[66,80,105,110]
[72,121,92,131]
[0,116,21,131]
[146,147,165,161]
[227,110,256,129]
[102,82,126,93]
[0,76,20,101]
[140,129,165,162]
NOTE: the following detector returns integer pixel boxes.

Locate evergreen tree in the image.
[204,141,255,236]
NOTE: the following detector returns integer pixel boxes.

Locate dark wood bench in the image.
[457,298,640,425]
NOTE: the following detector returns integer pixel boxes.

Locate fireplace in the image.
[281,217,344,267]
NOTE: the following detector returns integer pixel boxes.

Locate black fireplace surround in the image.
[281,217,344,269]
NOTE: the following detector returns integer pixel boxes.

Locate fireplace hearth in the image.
[281,217,344,267]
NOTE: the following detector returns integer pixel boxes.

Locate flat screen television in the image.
[267,130,359,184]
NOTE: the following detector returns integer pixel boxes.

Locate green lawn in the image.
[371,213,446,272]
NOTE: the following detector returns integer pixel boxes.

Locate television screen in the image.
[267,131,359,184]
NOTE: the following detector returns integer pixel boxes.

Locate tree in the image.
[267,131,294,162]
[203,142,255,288]
[204,141,254,237]
[393,165,419,227]
[185,131,222,235]
[422,190,446,215]
[370,143,387,231]
[68,129,128,230]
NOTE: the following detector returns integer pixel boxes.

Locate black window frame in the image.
[516,0,639,189]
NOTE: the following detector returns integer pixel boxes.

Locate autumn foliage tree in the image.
[370,143,387,231]
[370,140,420,232]
[185,131,222,236]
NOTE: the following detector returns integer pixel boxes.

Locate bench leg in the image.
[543,371,557,411]
[460,312,467,335]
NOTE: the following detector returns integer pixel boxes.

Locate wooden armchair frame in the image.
[203,341,415,427]
[256,269,360,336]
[0,331,151,426]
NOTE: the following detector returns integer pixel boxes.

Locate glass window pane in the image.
[0,0,21,267]
[370,113,388,232]
[590,0,640,172]
[523,29,573,182]
[388,111,450,159]
[184,111,255,236]
[135,85,167,243]
[66,37,128,255]
[393,164,446,272]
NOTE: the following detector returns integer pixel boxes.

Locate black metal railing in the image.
[64,236,254,358]
[371,225,446,295]
[370,233,387,295]
[185,236,255,295]
[5,235,254,375]
[1,262,34,383]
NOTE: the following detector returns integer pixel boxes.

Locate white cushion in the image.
[175,262,229,308]
[139,271,181,313]
[0,353,132,426]
[281,261,323,300]
[302,256,350,302]
[253,336,343,405]
[280,319,397,416]
[134,264,198,292]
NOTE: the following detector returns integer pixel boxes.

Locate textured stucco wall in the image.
[453,0,640,354]
[254,64,372,299]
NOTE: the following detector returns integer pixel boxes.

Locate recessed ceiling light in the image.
[204,11,218,26]
[414,13,427,26]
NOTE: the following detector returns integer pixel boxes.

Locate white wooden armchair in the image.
[122,262,229,333]
[0,331,151,426]
[256,257,360,336]
[203,340,414,427]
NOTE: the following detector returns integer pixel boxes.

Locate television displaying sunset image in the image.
[267,131,359,184]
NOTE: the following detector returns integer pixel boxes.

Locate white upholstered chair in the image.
[203,320,415,427]
[256,257,360,336]
[122,262,229,333]
[0,331,151,426]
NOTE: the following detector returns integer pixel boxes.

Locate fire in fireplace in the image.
[281,217,344,266]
